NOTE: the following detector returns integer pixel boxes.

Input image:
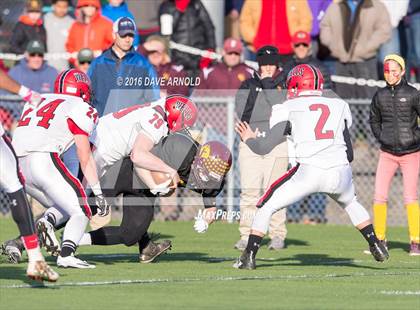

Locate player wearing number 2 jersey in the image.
[234,64,389,270]
[12,69,107,269]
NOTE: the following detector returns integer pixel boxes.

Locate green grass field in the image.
[0,217,419,310]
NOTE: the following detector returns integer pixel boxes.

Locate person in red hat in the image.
[66,0,113,63]
[196,37,253,93]
[280,30,331,90]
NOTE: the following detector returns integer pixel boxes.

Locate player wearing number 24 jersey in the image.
[12,69,108,269]
[234,64,389,270]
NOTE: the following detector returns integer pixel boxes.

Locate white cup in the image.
[160,14,173,36]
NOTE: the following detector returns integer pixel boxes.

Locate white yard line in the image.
[1,271,419,289]
[380,290,420,296]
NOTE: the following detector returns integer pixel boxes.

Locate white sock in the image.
[26,247,44,262]
[78,233,92,246]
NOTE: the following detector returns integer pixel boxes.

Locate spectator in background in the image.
[280,30,331,225]
[44,0,74,71]
[10,0,47,54]
[66,0,113,63]
[88,17,159,116]
[306,0,332,56]
[159,0,216,79]
[369,54,420,256]
[234,46,288,251]
[280,31,331,89]
[139,35,189,97]
[75,47,94,73]
[224,0,244,39]
[127,0,163,43]
[239,0,312,64]
[405,0,420,82]
[197,37,253,93]
[320,0,391,99]
[378,1,409,66]
[8,40,57,93]
[101,0,140,47]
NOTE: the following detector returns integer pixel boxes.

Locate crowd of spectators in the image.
[0,0,419,227]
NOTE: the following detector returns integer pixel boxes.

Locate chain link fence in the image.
[0,95,412,226]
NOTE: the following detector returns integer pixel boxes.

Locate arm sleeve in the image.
[245,121,288,155]
[343,120,353,163]
[198,2,216,50]
[10,24,26,54]
[369,93,382,141]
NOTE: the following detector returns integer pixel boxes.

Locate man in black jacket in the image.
[158,0,216,79]
[234,45,288,251]
[369,54,420,256]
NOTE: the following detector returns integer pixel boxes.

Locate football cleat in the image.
[409,242,420,256]
[1,239,23,264]
[37,218,61,257]
[27,260,59,282]
[267,237,285,251]
[363,239,387,255]
[369,241,389,262]
[139,240,172,263]
[57,254,96,269]
[233,239,247,251]
[233,250,256,270]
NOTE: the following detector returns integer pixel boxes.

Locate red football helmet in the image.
[192,141,232,187]
[165,95,198,132]
[286,64,324,99]
[54,69,92,104]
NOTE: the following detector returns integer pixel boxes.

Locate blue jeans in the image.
[406,13,420,71]
[379,27,401,62]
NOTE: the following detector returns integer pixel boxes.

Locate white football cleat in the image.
[57,254,96,269]
[37,218,61,256]
[27,260,59,282]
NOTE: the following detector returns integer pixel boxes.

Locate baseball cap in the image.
[26,40,45,54]
[256,45,280,66]
[223,38,243,54]
[77,48,94,63]
[292,31,311,46]
[26,0,42,12]
[384,54,405,71]
[113,17,136,37]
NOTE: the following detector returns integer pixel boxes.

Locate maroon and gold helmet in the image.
[192,141,232,186]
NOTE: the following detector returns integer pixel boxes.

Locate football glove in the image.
[193,217,209,234]
[19,86,41,107]
[95,194,110,217]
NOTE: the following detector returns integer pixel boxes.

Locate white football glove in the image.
[193,217,209,234]
[150,179,172,196]
[95,194,110,217]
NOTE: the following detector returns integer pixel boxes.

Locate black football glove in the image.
[95,194,110,217]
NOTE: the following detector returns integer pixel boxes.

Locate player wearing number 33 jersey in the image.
[12,69,106,269]
[234,64,388,270]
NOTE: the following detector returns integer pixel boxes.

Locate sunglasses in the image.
[119,33,135,39]
[29,53,44,57]
[227,52,240,56]
[294,43,309,48]
[79,61,91,65]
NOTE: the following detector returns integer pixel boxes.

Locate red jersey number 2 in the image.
[309,104,334,140]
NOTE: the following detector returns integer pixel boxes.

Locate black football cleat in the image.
[1,238,24,264]
[233,250,256,270]
[370,241,389,262]
[139,240,172,263]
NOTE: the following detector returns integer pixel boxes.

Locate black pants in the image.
[90,158,157,250]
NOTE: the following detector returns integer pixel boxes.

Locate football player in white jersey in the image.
[12,69,108,269]
[0,70,58,281]
[233,64,389,269]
